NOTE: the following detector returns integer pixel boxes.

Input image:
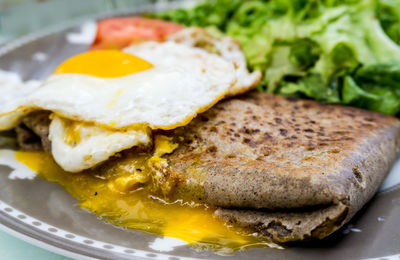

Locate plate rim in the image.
[0,198,199,260]
[0,1,399,259]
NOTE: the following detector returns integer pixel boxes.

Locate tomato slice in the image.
[90,17,184,50]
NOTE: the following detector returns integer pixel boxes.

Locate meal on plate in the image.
[1,0,400,253]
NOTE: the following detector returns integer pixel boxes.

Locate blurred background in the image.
[0,0,191,44]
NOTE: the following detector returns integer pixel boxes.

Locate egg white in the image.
[0,70,41,130]
[0,42,236,131]
[166,27,262,96]
[0,42,239,172]
[0,33,259,173]
[49,115,150,172]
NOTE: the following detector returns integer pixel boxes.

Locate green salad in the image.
[150,0,400,115]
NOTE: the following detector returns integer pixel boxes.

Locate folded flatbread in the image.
[16,92,400,242]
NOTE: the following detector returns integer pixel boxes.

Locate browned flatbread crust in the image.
[164,92,400,241]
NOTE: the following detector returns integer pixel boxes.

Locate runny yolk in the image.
[14,150,280,253]
[54,50,153,78]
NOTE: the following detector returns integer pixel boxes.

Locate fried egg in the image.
[0,29,260,172]
[0,44,236,131]
[165,27,262,96]
[0,42,238,171]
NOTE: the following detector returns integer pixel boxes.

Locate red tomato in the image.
[90,17,184,50]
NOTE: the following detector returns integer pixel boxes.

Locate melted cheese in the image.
[15,147,277,253]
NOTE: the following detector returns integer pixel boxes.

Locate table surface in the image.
[0,230,71,259]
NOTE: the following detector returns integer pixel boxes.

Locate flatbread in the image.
[163,92,400,242]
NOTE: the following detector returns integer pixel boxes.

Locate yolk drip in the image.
[15,150,277,253]
[54,50,153,78]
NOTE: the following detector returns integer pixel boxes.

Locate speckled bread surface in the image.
[165,92,400,241]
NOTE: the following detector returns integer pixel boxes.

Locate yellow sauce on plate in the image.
[15,149,279,253]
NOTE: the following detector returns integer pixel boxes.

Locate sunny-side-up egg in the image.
[0,41,240,172]
[124,28,261,97]
[164,27,261,96]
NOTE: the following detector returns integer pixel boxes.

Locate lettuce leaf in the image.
[377,0,400,44]
[279,74,340,103]
[343,76,400,114]
[355,61,400,88]
[151,0,400,115]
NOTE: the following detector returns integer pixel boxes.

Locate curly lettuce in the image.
[151,0,400,115]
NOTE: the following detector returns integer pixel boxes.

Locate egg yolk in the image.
[14,149,277,253]
[14,135,279,253]
[54,50,153,78]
